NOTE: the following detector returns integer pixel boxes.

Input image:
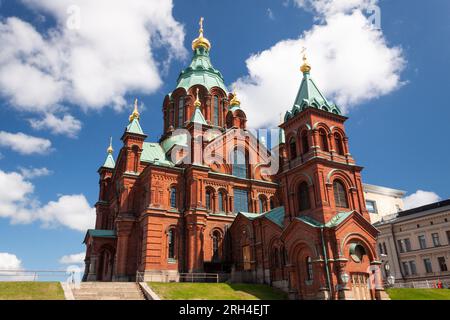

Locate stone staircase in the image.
[72,282,146,300]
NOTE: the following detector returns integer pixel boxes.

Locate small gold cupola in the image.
[192,17,211,51]
[230,91,241,107]
[107,136,113,154]
[194,88,202,108]
[129,98,140,122]
[300,48,311,74]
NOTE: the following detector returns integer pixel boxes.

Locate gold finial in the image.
[229,91,241,106]
[194,88,201,108]
[192,17,211,51]
[107,136,114,154]
[129,98,140,122]
[300,47,311,74]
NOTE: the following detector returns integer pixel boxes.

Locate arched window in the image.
[170,105,175,126]
[168,228,176,259]
[212,230,221,261]
[334,133,344,155]
[206,190,212,211]
[273,248,279,268]
[232,149,247,178]
[289,138,297,160]
[170,187,177,208]
[259,196,266,213]
[132,145,139,172]
[301,131,309,154]
[333,180,348,208]
[319,129,329,152]
[306,256,313,280]
[213,95,219,126]
[269,197,275,210]
[218,191,225,212]
[178,97,184,127]
[298,182,310,211]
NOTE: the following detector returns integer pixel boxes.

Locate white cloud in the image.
[232,0,405,128]
[267,8,275,20]
[0,0,186,129]
[403,190,441,210]
[59,252,85,265]
[18,166,52,179]
[0,252,23,270]
[0,169,95,231]
[29,113,82,138]
[0,131,52,155]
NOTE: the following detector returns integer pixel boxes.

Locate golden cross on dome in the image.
[199,17,204,33]
[129,98,140,122]
[300,46,311,73]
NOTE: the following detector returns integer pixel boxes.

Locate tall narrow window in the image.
[273,248,279,268]
[334,133,344,155]
[306,256,313,281]
[259,196,266,213]
[333,180,348,208]
[168,229,176,259]
[178,97,184,127]
[212,230,221,261]
[298,182,310,211]
[289,139,297,160]
[233,188,249,213]
[213,95,219,126]
[206,190,212,211]
[319,129,329,152]
[232,149,247,178]
[170,187,177,208]
[301,131,309,154]
[269,198,275,210]
[218,191,225,212]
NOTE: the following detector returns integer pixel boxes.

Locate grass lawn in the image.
[0,282,65,300]
[148,282,288,300]
[387,288,450,300]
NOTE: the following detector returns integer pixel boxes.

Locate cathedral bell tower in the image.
[278,51,369,225]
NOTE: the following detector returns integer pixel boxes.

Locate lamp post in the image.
[387,275,395,287]
[340,272,350,288]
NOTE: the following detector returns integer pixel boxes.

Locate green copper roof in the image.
[190,107,207,125]
[141,142,174,167]
[161,133,188,153]
[285,72,342,121]
[102,153,115,169]
[239,206,285,228]
[83,229,117,243]
[264,206,285,227]
[176,47,227,92]
[296,211,353,228]
[126,118,144,135]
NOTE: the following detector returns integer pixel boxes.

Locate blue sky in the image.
[0,0,449,271]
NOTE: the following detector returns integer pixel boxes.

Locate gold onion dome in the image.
[129,98,140,122]
[194,88,202,108]
[230,91,241,106]
[107,136,113,154]
[300,51,311,74]
[192,17,211,51]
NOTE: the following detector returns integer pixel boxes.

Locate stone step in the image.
[72,282,145,300]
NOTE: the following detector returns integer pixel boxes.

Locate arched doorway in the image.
[292,243,316,300]
[97,246,115,282]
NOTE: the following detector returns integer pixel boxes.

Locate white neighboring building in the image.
[374,200,450,285]
[363,183,405,224]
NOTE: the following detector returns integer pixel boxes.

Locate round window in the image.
[350,243,366,263]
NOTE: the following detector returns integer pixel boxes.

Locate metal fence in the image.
[0,270,77,282]
[389,280,449,289]
[136,272,230,283]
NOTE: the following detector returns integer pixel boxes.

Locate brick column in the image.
[113,221,133,281]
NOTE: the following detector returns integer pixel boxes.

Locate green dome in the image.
[176,47,227,93]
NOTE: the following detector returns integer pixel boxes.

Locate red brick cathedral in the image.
[83,19,388,300]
